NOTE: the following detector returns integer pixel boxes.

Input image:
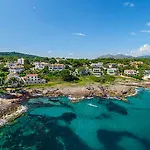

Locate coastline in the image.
[25,83,137,103]
[0,105,27,128]
[2,81,149,128]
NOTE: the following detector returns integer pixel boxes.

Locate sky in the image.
[0,0,150,58]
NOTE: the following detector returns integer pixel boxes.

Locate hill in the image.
[0,52,42,58]
[137,55,150,59]
[99,54,133,59]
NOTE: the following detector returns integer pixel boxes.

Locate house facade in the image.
[124,70,138,76]
[75,68,90,76]
[90,62,103,68]
[23,74,46,84]
[143,74,150,80]
[9,65,24,73]
[107,68,118,75]
[49,64,65,71]
[17,58,24,65]
[108,63,117,69]
[34,62,49,70]
[92,68,102,77]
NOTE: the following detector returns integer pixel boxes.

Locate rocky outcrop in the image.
[25,84,136,102]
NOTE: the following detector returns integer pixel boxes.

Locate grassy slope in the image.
[25,75,137,89]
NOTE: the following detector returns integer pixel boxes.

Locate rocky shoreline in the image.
[1,81,150,128]
[0,104,27,128]
[25,84,137,102]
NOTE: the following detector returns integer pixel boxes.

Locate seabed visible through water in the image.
[0,88,150,150]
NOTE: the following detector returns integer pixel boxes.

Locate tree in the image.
[24,59,34,70]
[0,64,8,72]
[78,67,90,76]
[6,77,24,88]
[60,69,79,81]
[49,58,57,64]
[42,66,49,74]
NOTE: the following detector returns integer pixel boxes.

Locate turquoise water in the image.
[0,88,150,150]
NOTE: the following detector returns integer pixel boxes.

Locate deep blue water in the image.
[0,88,150,150]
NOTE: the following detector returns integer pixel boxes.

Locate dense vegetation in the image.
[1,52,150,88]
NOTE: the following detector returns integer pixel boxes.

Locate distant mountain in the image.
[99,54,133,59]
[0,52,42,58]
[137,55,150,58]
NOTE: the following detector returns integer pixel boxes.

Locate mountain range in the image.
[0,52,150,59]
[99,54,150,59]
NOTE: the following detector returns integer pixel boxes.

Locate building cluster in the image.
[3,58,150,86]
[5,58,25,74]
[5,58,66,85]
[33,62,65,71]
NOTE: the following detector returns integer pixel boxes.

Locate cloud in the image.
[130,32,136,35]
[124,2,134,7]
[147,22,150,26]
[139,44,150,52]
[73,33,86,36]
[129,44,150,56]
[48,50,52,54]
[140,30,150,33]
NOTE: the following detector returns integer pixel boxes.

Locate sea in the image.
[0,88,150,150]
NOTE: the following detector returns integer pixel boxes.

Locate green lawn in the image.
[15,75,139,89]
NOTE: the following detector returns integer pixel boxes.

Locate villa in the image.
[34,62,49,70]
[49,64,65,71]
[124,70,138,76]
[17,58,24,65]
[75,68,90,76]
[130,61,143,66]
[23,74,46,84]
[107,68,118,75]
[90,63,103,77]
[90,62,103,68]
[108,63,117,69]
[92,68,102,77]
[143,74,150,80]
[9,65,24,73]
[5,62,16,68]
[130,61,144,68]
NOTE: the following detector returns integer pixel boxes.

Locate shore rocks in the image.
[25,84,136,102]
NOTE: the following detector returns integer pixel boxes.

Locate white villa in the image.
[17,58,24,65]
[9,65,24,73]
[23,74,46,84]
[124,70,138,76]
[90,62,103,68]
[107,68,118,75]
[108,63,117,69]
[92,68,102,77]
[34,62,49,70]
[143,74,150,80]
[49,64,65,71]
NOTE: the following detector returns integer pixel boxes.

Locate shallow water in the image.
[0,88,150,150]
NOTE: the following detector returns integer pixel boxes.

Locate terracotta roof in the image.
[49,64,65,67]
[26,74,38,77]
